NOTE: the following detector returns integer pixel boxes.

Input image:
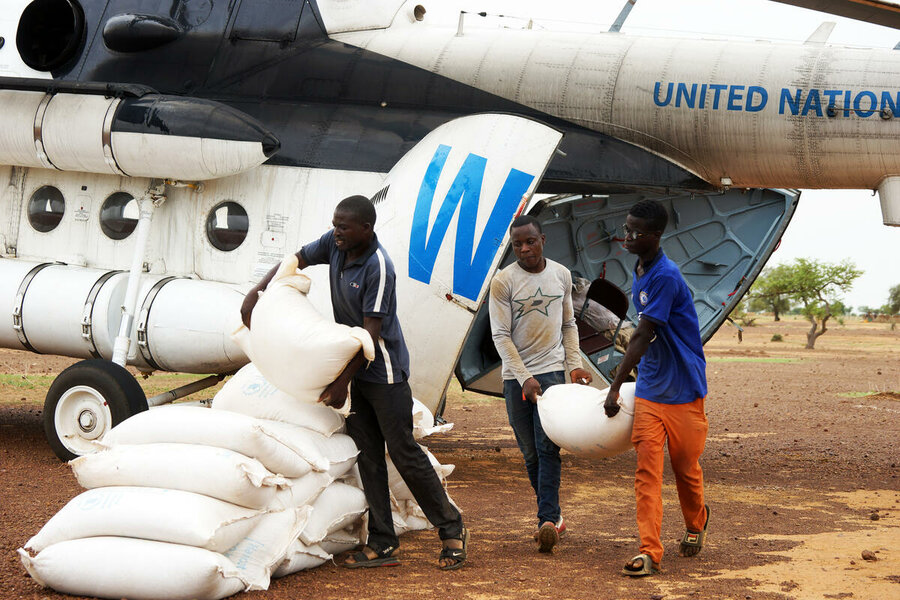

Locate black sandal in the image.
[439,528,469,571]
[342,546,400,569]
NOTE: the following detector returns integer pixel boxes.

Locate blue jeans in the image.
[504,370,565,526]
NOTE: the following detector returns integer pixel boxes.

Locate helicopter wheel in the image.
[43,359,148,461]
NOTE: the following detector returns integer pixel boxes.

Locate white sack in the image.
[25,486,262,553]
[398,501,432,531]
[269,471,333,510]
[272,540,330,577]
[386,445,455,502]
[213,363,346,435]
[412,397,453,439]
[537,382,636,457]
[300,482,367,545]
[261,421,358,478]
[103,405,334,477]
[234,254,375,401]
[223,506,310,590]
[70,443,288,509]
[18,538,246,600]
[318,528,361,555]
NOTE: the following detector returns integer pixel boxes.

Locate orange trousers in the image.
[631,396,708,565]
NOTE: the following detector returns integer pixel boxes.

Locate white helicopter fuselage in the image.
[341,21,900,201]
[0,0,893,457]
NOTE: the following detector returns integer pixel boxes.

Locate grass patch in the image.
[707,357,798,364]
[0,373,225,406]
[0,374,55,389]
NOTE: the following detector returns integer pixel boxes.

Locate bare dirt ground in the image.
[1,316,898,600]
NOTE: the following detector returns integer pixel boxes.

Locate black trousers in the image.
[347,378,463,552]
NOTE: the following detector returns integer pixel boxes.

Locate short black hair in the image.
[628,200,668,232]
[336,195,376,226]
[509,214,542,235]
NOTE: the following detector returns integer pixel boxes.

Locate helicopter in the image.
[0,0,896,460]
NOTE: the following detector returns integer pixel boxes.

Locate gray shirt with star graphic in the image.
[489,258,582,385]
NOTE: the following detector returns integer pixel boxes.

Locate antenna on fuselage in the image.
[456,10,487,36]
[609,0,637,33]
[805,22,836,45]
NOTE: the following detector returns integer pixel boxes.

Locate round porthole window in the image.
[27,185,65,233]
[206,201,248,251]
[100,192,139,240]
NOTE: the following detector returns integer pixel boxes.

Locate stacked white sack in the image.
[537,382,637,457]
[232,254,375,403]
[256,391,458,573]
[104,404,365,580]
[19,405,357,599]
[212,362,347,433]
[208,370,369,577]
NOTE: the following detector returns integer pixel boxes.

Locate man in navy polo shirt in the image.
[603,200,709,577]
[241,195,467,570]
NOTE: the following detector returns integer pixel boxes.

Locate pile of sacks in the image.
[18,255,456,600]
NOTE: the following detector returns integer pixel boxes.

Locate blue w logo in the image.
[409,144,535,301]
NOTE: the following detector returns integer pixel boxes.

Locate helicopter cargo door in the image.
[455,188,800,399]
[371,114,563,416]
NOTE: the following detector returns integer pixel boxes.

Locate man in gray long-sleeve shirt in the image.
[489,214,593,553]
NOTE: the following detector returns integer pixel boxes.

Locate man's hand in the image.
[570,368,593,385]
[318,377,349,409]
[240,291,260,329]
[604,388,621,418]
[522,377,542,403]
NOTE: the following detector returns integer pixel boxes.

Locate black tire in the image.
[43,359,148,461]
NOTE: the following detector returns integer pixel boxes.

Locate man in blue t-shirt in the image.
[241,195,467,571]
[603,200,710,577]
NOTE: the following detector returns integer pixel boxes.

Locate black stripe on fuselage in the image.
[44,0,711,193]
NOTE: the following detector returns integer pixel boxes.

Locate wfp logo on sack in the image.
[409,144,534,301]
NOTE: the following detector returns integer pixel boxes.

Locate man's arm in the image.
[318,315,382,409]
[603,317,656,417]
[240,250,310,328]
[488,277,542,402]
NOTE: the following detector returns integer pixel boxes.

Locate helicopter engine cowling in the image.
[0,88,279,181]
[0,260,248,374]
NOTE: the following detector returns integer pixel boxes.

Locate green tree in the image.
[747,264,793,321]
[728,299,756,328]
[887,284,900,315]
[776,258,863,349]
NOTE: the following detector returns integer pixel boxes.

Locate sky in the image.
[1,0,898,309]
[425,0,900,310]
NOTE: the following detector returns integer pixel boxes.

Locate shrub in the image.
[771,334,783,342]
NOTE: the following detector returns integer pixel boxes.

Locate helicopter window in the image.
[100,192,139,240]
[27,186,66,233]
[206,201,249,251]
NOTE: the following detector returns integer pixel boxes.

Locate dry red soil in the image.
[1,316,898,600]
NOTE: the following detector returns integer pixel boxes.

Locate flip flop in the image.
[439,527,469,570]
[342,546,400,569]
[622,553,659,577]
[680,504,710,557]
